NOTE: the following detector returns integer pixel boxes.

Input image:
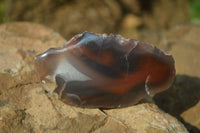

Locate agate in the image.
[35,32,175,108]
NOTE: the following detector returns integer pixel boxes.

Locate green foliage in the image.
[0,0,10,23]
[190,0,200,23]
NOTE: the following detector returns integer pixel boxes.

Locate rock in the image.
[122,14,142,29]
[23,85,107,133]
[0,22,65,74]
[142,0,190,31]
[160,24,200,77]
[0,22,188,133]
[0,85,188,133]
[7,0,122,39]
[181,101,200,131]
[106,104,188,133]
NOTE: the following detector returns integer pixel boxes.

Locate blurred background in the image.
[0,0,199,40]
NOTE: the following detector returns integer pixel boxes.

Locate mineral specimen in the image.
[35,32,175,108]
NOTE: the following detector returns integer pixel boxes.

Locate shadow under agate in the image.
[154,74,200,133]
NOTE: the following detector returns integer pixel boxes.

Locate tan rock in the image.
[160,24,200,77]
[1,84,188,133]
[122,14,142,29]
[106,104,188,133]
[23,85,107,133]
[181,101,200,130]
[143,0,189,31]
[0,22,65,74]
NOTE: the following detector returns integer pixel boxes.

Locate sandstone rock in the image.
[0,22,188,133]
[0,22,65,74]
[142,0,189,31]
[160,24,200,77]
[181,101,200,130]
[106,104,188,133]
[122,14,142,29]
[7,0,122,39]
[1,84,188,133]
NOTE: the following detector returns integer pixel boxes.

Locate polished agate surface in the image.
[35,32,175,108]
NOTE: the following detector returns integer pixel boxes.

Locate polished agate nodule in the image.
[35,32,175,108]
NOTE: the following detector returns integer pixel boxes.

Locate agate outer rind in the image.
[35,31,175,108]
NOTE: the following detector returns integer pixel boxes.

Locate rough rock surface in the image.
[0,22,188,133]
[106,104,187,133]
[181,101,200,131]
[0,22,65,73]
[160,24,200,77]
